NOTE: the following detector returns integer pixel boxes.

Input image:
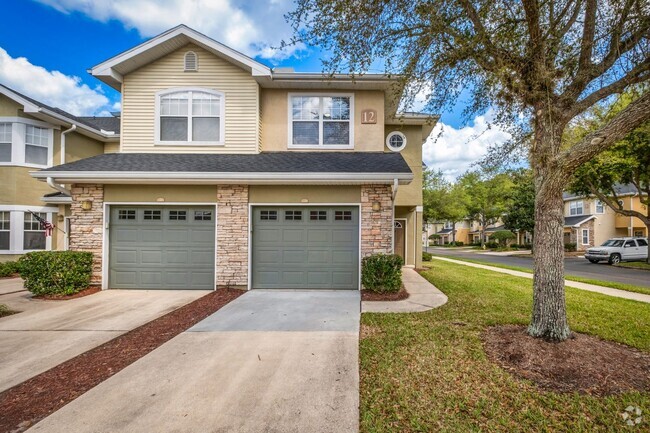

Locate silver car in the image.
[584,237,648,265]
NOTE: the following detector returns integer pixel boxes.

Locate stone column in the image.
[69,184,104,286]
[360,184,393,257]
[216,185,249,288]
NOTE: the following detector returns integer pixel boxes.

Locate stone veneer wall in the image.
[361,184,393,257]
[216,185,249,287]
[69,184,104,285]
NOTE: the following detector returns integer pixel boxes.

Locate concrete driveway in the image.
[29,290,361,433]
[0,279,207,392]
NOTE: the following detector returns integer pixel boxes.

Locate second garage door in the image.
[252,206,359,289]
[109,206,216,289]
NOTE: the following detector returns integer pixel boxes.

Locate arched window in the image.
[156,88,224,144]
[184,51,198,71]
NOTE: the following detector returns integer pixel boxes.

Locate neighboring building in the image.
[0,85,119,261]
[563,185,648,251]
[23,25,436,290]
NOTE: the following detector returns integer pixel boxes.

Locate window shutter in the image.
[184,51,198,71]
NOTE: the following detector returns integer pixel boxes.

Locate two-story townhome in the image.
[563,184,648,251]
[28,25,436,291]
[0,85,118,261]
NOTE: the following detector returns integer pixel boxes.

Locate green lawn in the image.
[616,261,650,271]
[360,260,649,433]
[431,255,650,296]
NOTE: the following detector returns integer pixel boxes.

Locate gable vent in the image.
[184,51,198,71]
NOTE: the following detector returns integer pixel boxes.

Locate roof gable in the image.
[91,25,271,90]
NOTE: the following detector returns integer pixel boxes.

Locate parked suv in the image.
[584,237,648,264]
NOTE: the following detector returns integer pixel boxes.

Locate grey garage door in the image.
[252,206,359,289]
[109,206,215,289]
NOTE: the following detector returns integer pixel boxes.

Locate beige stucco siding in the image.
[260,89,385,152]
[0,167,54,205]
[121,43,259,153]
[389,125,423,206]
[103,185,218,203]
[249,185,361,203]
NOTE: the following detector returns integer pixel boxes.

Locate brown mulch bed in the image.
[0,288,243,433]
[0,274,20,280]
[361,286,409,301]
[33,286,101,300]
[483,325,650,396]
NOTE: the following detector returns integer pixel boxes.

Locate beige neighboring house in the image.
[0,85,119,261]
[23,25,436,291]
[563,185,648,251]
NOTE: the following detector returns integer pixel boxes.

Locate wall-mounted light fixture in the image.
[372,201,381,212]
[80,200,93,211]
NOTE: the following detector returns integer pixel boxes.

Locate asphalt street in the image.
[426,247,650,288]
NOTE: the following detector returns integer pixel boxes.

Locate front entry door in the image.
[394,220,406,260]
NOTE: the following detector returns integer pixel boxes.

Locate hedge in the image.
[564,243,577,252]
[0,261,20,278]
[18,251,93,296]
[361,253,403,293]
[422,252,433,261]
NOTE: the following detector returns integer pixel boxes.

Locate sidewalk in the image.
[361,268,448,313]
[431,256,650,304]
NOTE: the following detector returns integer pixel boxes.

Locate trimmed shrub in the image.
[491,230,516,247]
[522,243,533,250]
[486,241,499,249]
[361,253,403,293]
[18,251,93,296]
[422,252,433,262]
[0,261,20,278]
[564,243,577,252]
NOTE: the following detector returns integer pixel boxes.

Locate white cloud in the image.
[423,110,512,180]
[36,0,305,61]
[0,47,110,116]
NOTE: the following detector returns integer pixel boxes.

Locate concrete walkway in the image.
[30,290,360,433]
[0,283,207,392]
[432,256,650,304]
[362,268,448,313]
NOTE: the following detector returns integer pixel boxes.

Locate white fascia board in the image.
[91,25,271,81]
[41,196,72,204]
[31,171,413,185]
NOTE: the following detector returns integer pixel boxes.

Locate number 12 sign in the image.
[361,109,377,124]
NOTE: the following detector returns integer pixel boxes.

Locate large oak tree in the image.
[287,0,650,340]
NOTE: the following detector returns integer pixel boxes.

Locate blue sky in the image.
[0,0,510,179]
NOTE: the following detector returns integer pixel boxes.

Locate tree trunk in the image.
[480,217,486,249]
[452,222,456,243]
[528,115,571,341]
[646,222,650,265]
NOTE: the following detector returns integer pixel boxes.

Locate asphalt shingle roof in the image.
[0,83,119,133]
[41,152,412,174]
[79,116,121,133]
[564,215,595,227]
[563,184,639,200]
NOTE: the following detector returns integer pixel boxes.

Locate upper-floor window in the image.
[569,201,584,216]
[289,94,353,148]
[595,200,605,214]
[155,89,224,145]
[0,118,53,168]
[444,221,453,229]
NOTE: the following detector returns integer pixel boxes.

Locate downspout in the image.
[391,179,399,254]
[60,124,76,165]
[47,177,71,196]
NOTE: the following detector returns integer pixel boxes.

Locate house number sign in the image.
[361,109,377,124]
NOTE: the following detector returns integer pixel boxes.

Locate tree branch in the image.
[586,180,650,223]
[577,0,597,75]
[566,59,650,118]
[559,92,650,179]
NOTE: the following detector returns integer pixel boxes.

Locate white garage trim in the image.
[101,202,218,290]
[247,203,362,291]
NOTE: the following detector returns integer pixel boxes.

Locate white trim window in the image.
[0,211,9,250]
[155,88,225,145]
[0,123,11,162]
[0,118,53,168]
[24,212,47,250]
[569,200,584,216]
[444,221,453,229]
[581,228,589,245]
[595,200,605,214]
[289,94,353,148]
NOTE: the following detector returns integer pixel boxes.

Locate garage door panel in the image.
[252,206,359,289]
[109,206,215,290]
